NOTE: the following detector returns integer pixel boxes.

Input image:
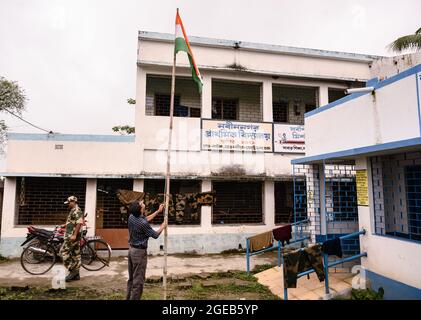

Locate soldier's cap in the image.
[64,196,78,204]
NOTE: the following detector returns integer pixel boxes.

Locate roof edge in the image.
[7,133,136,143]
[138,30,383,62]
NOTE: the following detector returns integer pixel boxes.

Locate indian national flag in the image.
[175,10,203,94]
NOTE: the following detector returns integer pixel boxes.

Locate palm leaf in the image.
[389,28,421,53]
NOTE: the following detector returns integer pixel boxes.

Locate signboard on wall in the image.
[201,120,273,152]
[273,124,305,153]
[356,169,369,206]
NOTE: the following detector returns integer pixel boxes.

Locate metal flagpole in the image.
[163,8,178,300]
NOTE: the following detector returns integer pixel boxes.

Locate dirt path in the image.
[0,252,277,291]
[0,252,279,300]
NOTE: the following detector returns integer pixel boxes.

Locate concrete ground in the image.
[0,251,277,287]
[255,266,354,300]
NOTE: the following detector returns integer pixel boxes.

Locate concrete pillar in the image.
[135,67,147,138]
[262,80,273,122]
[306,164,321,243]
[201,74,212,119]
[0,177,16,238]
[135,67,147,173]
[85,179,97,237]
[264,181,275,227]
[319,85,329,107]
[355,157,371,273]
[201,180,212,228]
[133,179,144,192]
[319,164,327,236]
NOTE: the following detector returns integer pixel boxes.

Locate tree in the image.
[0,77,27,153]
[112,98,135,135]
[389,27,421,53]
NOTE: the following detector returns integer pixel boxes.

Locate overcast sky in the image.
[0,0,421,137]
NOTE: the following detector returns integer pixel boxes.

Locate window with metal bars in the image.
[96,179,133,229]
[329,179,358,221]
[212,98,238,120]
[16,177,86,225]
[328,88,347,103]
[143,179,201,225]
[372,152,421,242]
[371,152,421,242]
[275,180,307,224]
[155,94,181,116]
[272,85,318,124]
[212,181,263,224]
[305,103,316,113]
[275,181,293,223]
[404,165,421,241]
[272,100,288,123]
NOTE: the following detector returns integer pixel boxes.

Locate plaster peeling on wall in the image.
[371,92,383,145]
[226,63,247,71]
[211,165,246,176]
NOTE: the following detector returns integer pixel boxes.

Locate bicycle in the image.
[20,214,112,275]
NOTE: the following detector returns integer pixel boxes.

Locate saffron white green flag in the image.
[175,11,203,94]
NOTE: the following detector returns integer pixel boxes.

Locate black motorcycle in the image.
[20,215,112,275]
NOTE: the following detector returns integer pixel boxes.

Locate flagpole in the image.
[163,8,178,301]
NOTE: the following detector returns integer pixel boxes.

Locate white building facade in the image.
[0,31,378,257]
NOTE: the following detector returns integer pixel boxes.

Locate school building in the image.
[0,31,394,261]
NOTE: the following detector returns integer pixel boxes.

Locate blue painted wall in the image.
[366,270,421,300]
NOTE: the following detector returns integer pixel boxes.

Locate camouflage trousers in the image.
[60,239,81,273]
[283,244,325,288]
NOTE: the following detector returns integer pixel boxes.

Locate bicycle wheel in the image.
[21,243,56,275]
[81,239,111,271]
[81,243,94,266]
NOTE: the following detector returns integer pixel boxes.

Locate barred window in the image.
[212,181,263,224]
[371,152,421,242]
[330,179,358,221]
[143,179,201,225]
[328,88,347,103]
[273,100,288,123]
[212,98,238,120]
[96,179,133,229]
[16,177,86,225]
[275,180,307,224]
[155,94,180,116]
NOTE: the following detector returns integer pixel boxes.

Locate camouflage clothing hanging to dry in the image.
[117,189,215,224]
[283,243,325,288]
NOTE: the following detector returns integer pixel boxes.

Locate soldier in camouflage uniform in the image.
[60,196,84,282]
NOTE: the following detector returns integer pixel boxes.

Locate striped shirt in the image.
[128,214,159,249]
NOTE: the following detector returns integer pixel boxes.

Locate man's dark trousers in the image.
[126,246,148,300]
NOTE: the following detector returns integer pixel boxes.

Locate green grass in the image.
[332,288,385,300]
[0,254,8,264]
[251,264,274,274]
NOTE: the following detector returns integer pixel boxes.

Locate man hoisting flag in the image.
[162,8,203,300]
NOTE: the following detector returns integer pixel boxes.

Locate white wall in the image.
[305,74,420,157]
[5,140,140,175]
[139,40,372,82]
[370,53,421,80]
